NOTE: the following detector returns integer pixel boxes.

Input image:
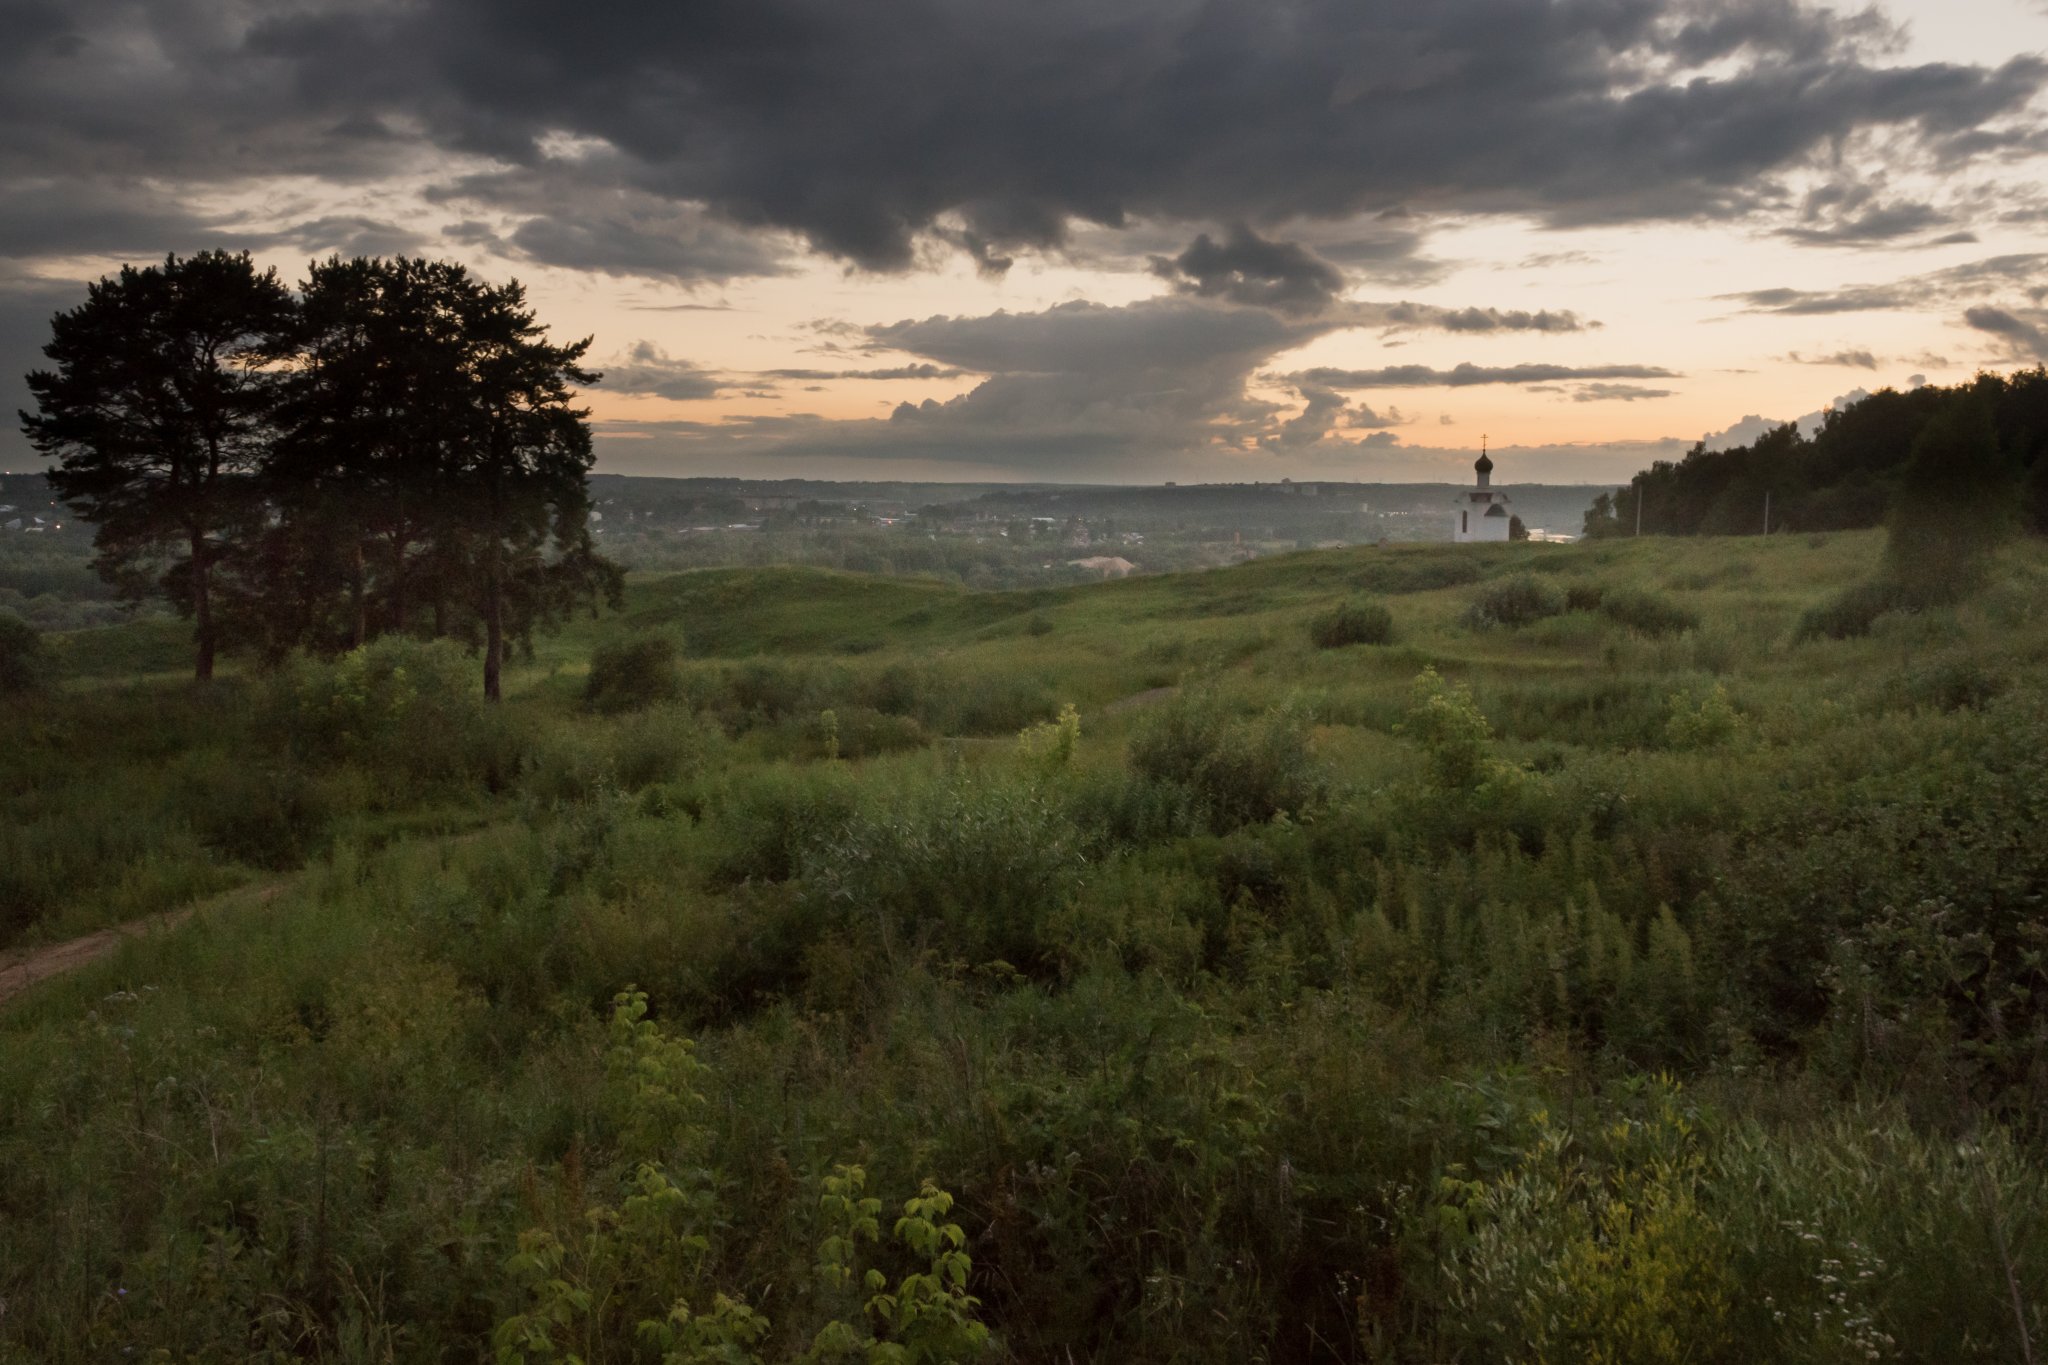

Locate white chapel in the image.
[1452,442,1511,543]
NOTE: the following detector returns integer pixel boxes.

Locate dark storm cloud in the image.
[1292,362,1681,388]
[1,0,2042,283]
[0,182,232,260]
[1151,226,1347,315]
[599,342,724,401]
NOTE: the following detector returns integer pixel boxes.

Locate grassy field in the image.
[4,530,2047,1362]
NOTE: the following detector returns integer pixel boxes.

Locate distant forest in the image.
[1588,367,2048,537]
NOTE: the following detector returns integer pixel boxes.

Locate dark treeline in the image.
[19,250,618,696]
[1585,367,2048,538]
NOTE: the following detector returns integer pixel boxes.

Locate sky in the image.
[5,0,2048,486]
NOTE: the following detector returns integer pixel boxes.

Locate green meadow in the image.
[4,529,2047,1362]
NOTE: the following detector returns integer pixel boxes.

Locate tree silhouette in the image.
[22,252,295,681]
[1884,399,2018,600]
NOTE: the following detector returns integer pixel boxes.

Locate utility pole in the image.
[1763,489,1771,537]
[1634,479,1642,537]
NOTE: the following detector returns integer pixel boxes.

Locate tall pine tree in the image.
[22,251,296,681]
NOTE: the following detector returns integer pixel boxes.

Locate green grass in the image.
[6,529,2048,1362]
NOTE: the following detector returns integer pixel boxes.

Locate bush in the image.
[1464,574,1566,630]
[272,637,517,792]
[1665,683,1740,750]
[0,612,47,693]
[1885,400,2018,600]
[584,634,682,713]
[1891,657,2006,713]
[1600,587,1700,638]
[706,765,860,884]
[1308,598,1394,649]
[1128,695,1322,832]
[801,779,1086,968]
[1793,579,1920,642]
[1564,583,1606,613]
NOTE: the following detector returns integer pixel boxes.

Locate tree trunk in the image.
[349,540,368,649]
[190,526,215,683]
[388,531,409,634]
[483,551,503,702]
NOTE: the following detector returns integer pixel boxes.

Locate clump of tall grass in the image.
[1128,694,1322,832]
[1464,574,1566,629]
[1793,578,1922,642]
[584,633,683,713]
[0,611,47,693]
[1599,586,1700,637]
[1308,598,1394,648]
[270,636,520,792]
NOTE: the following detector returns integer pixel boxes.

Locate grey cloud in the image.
[870,297,1323,378]
[760,364,970,381]
[1786,348,1879,369]
[426,166,792,282]
[599,342,724,400]
[1964,304,2048,361]
[0,180,232,260]
[1361,302,1592,333]
[1724,252,2048,314]
[1293,362,1680,388]
[1781,199,1952,246]
[252,214,427,259]
[1272,386,1350,447]
[1701,386,1868,450]
[1572,382,1675,401]
[0,269,90,465]
[1150,226,1346,315]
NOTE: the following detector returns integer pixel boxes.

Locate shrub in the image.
[584,634,682,713]
[1128,695,1321,832]
[1885,399,2018,601]
[272,637,516,792]
[0,612,47,693]
[800,779,1085,967]
[1308,598,1394,648]
[810,704,928,760]
[1017,702,1081,768]
[1665,683,1740,750]
[705,766,860,884]
[1464,574,1566,630]
[1793,579,1919,642]
[1892,657,2006,713]
[1564,583,1606,613]
[1600,587,1699,638]
[173,749,340,868]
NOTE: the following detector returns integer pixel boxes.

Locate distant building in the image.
[1452,445,1512,543]
[1067,556,1137,578]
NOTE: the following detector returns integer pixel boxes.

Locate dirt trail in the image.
[1101,685,1177,715]
[0,881,284,1009]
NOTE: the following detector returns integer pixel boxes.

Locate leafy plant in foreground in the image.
[495,992,989,1365]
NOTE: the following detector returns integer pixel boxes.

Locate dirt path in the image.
[1101,684,1177,716]
[0,881,285,1010]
